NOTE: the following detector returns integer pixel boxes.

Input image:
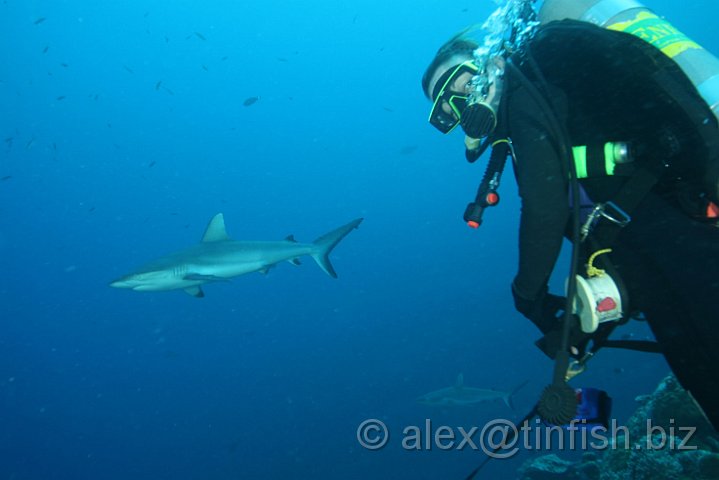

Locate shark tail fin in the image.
[503,379,530,410]
[310,218,363,278]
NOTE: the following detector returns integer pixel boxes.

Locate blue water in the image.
[1,1,717,478]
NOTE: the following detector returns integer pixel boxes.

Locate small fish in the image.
[42,46,49,54]
[221,55,228,61]
[52,143,57,151]
[400,145,417,155]
[383,106,393,112]
[201,64,208,71]
[164,36,169,43]
[60,63,69,68]
[4,137,12,146]
[25,137,35,150]
[88,206,96,212]
[148,161,156,168]
[123,65,134,74]
[1,175,11,181]
[155,80,162,90]
[161,85,174,95]
[143,11,149,18]
[34,17,46,25]
[56,95,66,101]
[243,96,259,107]
[194,31,206,41]
[276,57,288,62]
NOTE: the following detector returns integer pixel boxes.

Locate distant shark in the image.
[416,374,528,409]
[110,214,363,297]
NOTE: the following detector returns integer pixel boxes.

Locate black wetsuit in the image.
[503,21,719,429]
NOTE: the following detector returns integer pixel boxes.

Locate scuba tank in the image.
[538,0,719,122]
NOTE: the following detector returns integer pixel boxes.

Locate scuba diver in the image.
[422,0,719,432]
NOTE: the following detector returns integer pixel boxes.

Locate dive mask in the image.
[428,60,479,134]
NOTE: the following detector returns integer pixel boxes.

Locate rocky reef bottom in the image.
[518,375,719,480]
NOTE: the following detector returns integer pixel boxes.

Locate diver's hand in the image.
[512,283,566,334]
[460,102,497,139]
[535,317,592,360]
[512,283,592,360]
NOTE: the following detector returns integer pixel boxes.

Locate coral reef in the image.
[517,375,719,480]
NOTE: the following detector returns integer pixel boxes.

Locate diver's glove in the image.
[535,316,593,360]
[460,102,498,139]
[511,283,591,359]
[511,282,566,334]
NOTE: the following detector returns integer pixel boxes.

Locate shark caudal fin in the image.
[310,218,363,278]
[503,379,530,410]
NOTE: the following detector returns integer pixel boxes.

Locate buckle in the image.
[580,201,631,241]
[598,201,631,226]
[565,352,594,381]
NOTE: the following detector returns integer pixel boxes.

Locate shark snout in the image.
[109,277,133,289]
[109,274,143,289]
[415,395,432,406]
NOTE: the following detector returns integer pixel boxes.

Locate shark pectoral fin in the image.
[288,258,301,266]
[259,266,274,275]
[201,213,231,242]
[183,274,229,282]
[184,286,205,298]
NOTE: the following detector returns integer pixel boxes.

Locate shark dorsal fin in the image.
[455,373,464,388]
[285,235,297,243]
[202,213,230,242]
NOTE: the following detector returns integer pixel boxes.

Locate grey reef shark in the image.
[417,374,529,409]
[110,214,363,297]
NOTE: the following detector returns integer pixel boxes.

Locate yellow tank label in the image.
[607,11,701,58]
